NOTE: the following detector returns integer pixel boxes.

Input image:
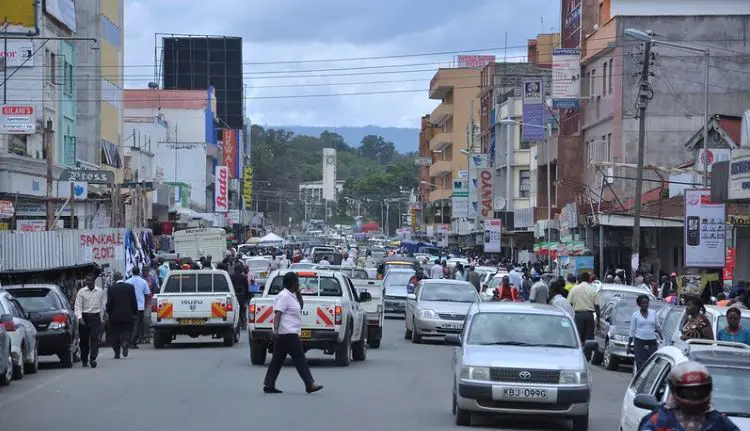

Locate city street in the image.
[1,320,632,431]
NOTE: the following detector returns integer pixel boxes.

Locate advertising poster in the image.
[484,219,502,253]
[0,1,39,35]
[552,48,581,109]
[574,256,594,278]
[684,189,725,268]
[242,165,253,209]
[522,78,545,141]
[221,129,239,178]
[477,168,494,221]
[214,166,229,212]
[452,178,468,219]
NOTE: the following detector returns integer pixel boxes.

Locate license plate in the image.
[300,330,312,339]
[442,322,463,329]
[502,387,548,400]
[179,319,206,325]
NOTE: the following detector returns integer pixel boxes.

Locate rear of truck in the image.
[151,271,239,347]
[248,271,354,365]
[352,279,384,348]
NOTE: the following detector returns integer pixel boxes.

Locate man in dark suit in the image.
[106,272,138,359]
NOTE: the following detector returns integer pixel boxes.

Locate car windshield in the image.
[370,249,386,258]
[466,312,579,348]
[267,275,342,297]
[384,271,414,287]
[662,308,685,341]
[420,283,478,302]
[246,260,270,270]
[717,315,750,331]
[599,290,642,305]
[614,305,638,324]
[289,263,316,270]
[708,366,750,417]
[7,288,61,312]
[163,274,231,293]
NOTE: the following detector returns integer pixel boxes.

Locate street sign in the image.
[59,170,114,184]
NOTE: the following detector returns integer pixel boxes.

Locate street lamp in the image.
[420,180,445,227]
[625,28,711,186]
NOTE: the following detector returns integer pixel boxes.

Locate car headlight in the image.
[461,366,491,381]
[613,334,628,342]
[559,370,589,385]
[418,309,438,320]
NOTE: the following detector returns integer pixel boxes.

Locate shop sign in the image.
[729,148,750,200]
[0,200,14,219]
[684,189,725,268]
[478,169,493,220]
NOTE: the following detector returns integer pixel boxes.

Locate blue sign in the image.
[522,78,545,141]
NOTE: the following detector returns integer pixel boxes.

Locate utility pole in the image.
[44,119,55,230]
[277,192,282,229]
[631,40,654,283]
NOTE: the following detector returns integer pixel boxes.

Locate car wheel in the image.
[455,399,471,426]
[153,332,167,349]
[452,390,457,414]
[411,319,422,344]
[0,347,11,386]
[603,342,620,371]
[572,413,589,430]
[250,342,266,365]
[223,329,235,347]
[352,327,367,362]
[334,325,352,367]
[367,338,381,349]
[24,343,38,374]
[590,348,603,366]
[12,345,25,380]
[59,346,74,368]
[404,324,413,340]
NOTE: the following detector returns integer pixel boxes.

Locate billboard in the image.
[729,148,750,200]
[44,0,76,32]
[483,219,502,253]
[522,78,545,141]
[552,48,581,109]
[0,105,36,134]
[215,166,229,212]
[477,169,494,221]
[221,129,239,178]
[456,55,495,68]
[0,1,39,35]
[684,189,725,268]
[452,178,468,219]
[243,165,253,210]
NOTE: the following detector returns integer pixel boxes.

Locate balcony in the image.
[536,135,558,166]
[429,188,451,202]
[429,131,452,152]
[430,102,453,125]
[581,18,616,63]
[429,71,454,99]
[430,159,452,177]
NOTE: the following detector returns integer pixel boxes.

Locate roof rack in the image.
[684,339,750,352]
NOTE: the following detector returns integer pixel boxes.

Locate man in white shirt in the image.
[318,257,331,267]
[125,266,152,348]
[75,273,105,368]
[268,255,281,273]
[263,272,323,394]
[430,261,444,279]
[341,254,355,267]
[279,254,290,270]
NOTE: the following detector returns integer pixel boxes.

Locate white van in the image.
[174,228,227,261]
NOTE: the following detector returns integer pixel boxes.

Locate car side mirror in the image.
[633,394,661,410]
[0,314,12,323]
[359,291,372,302]
[445,334,461,346]
[406,293,416,301]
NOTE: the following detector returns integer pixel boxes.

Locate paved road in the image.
[1,319,632,430]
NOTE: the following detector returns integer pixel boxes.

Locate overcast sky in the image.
[124,0,561,128]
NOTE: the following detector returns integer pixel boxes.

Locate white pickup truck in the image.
[351,279,384,348]
[150,270,241,348]
[247,269,370,366]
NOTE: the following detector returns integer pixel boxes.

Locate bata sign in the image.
[479,169,494,219]
[0,105,36,134]
[215,166,229,212]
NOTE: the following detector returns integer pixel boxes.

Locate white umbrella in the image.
[258,232,285,245]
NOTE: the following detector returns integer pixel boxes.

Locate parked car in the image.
[4,284,80,368]
[0,325,12,386]
[0,290,38,379]
[447,302,596,430]
[591,297,666,371]
[619,339,750,430]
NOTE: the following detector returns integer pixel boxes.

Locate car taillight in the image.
[49,314,69,330]
[248,304,256,323]
[151,302,158,312]
[2,320,16,332]
[334,305,342,325]
[224,298,234,312]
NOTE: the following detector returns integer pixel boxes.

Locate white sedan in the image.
[0,290,39,379]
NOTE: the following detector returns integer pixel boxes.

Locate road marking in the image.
[0,372,69,408]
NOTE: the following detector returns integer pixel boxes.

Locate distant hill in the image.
[272,125,419,154]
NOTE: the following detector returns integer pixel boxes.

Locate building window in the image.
[607,133,612,161]
[101,79,123,110]
[585,71,591,97]
[608,59,614,94]
[519,170,531,198]
[101,139,122,168]
[603,61,608,96]
[7,134,28,156]
[100,15,122,49]
[63,135,77,166]
[590,69,596,97]
[63,61,73,95]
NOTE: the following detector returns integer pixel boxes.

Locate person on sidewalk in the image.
[567,272,600,344]
[75,273,104,368]
[125,266,151,349]
[106,272,138,359]
[263,272,323,394]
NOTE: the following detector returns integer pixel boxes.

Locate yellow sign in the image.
[411,209,417,229]
[243,165,253,209]
[1,1,39,35]
[727,215,750,226]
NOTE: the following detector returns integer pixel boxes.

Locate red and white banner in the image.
[215,165,229,213]
[478,169,494,220]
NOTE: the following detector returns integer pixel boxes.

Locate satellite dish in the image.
[493,197,506,211]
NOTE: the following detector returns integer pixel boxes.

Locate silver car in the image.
[447,302,596,430]
[383,268,414,316]
[404,279,479,343]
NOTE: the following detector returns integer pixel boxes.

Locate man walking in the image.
[263,272,323,394]
[230,265,249,330]
[75,273,104,368]
[106,272,138,359]
[567,272,600,344]
[126,266,151,349]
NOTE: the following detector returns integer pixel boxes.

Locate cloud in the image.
[123,0,560,128]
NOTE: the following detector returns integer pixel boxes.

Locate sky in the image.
[123,0,561,128]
